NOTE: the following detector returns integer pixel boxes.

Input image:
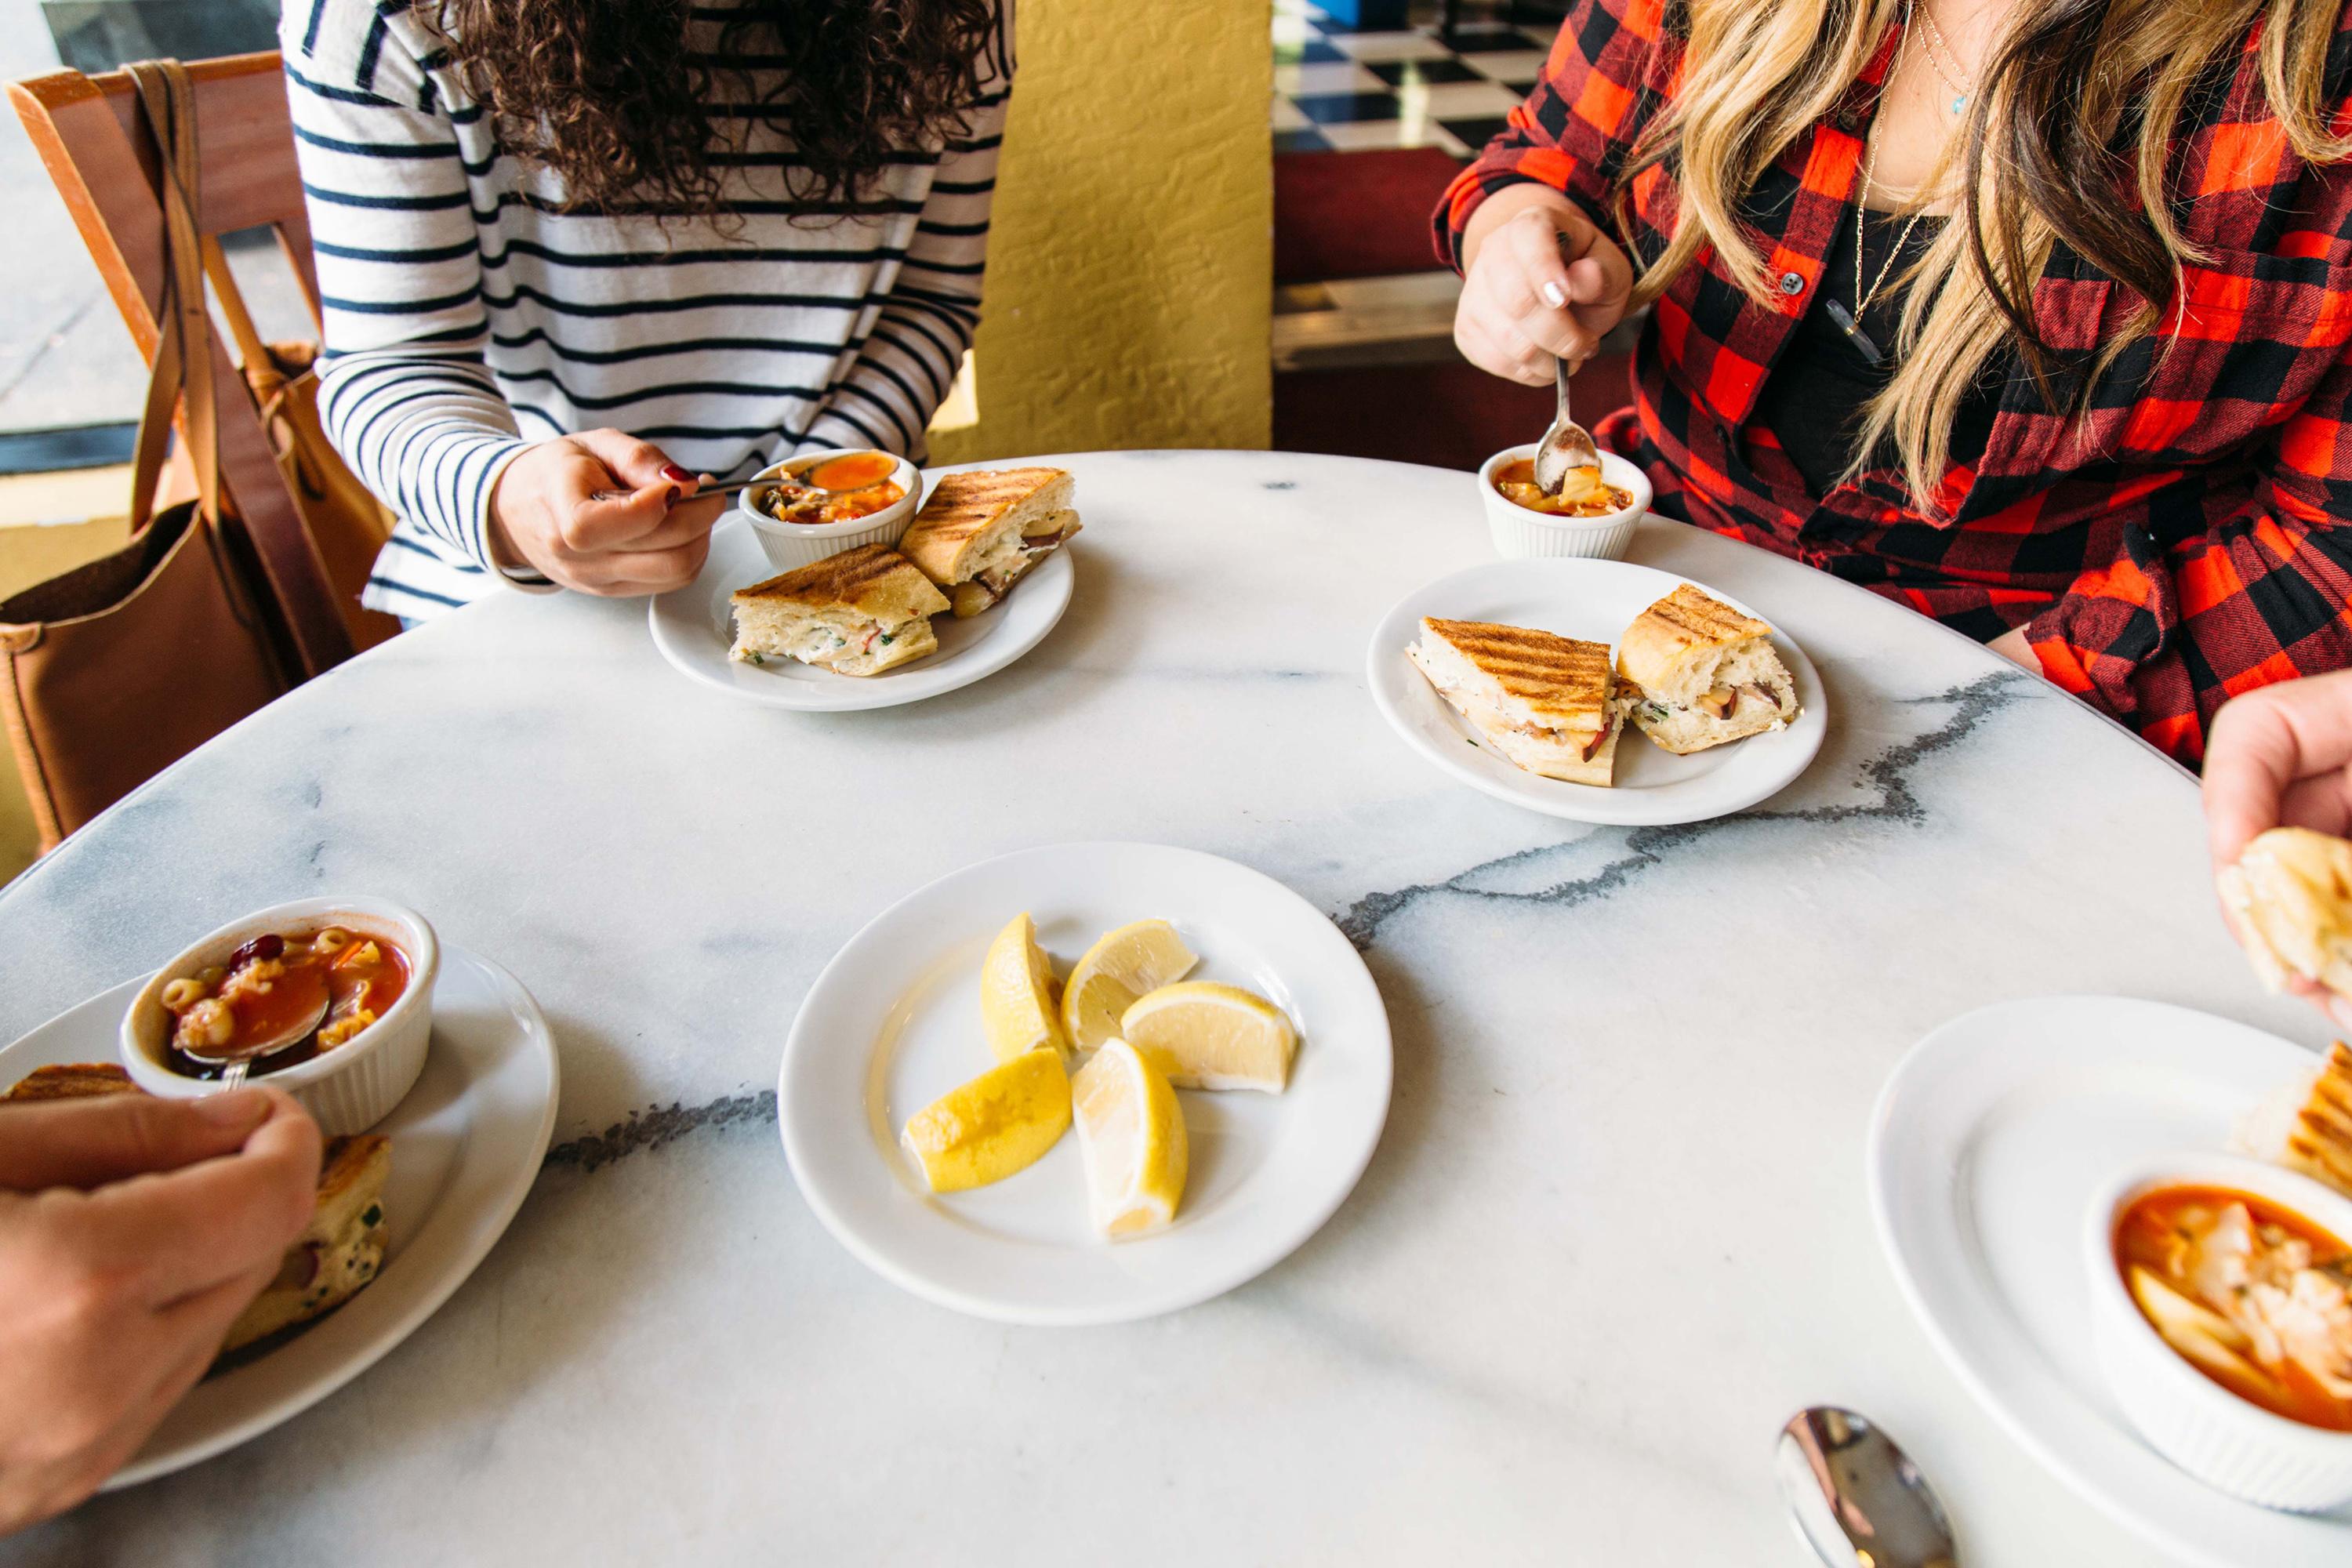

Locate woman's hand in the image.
[1455,185,1636,387]
[0,1087,320,1534]
[487,430,727,595]
[2204,672,2352,1027]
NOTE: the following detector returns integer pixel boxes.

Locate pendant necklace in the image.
[1917,8,1974,118]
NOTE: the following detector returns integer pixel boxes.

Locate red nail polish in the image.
[663,486,681,506]
[661,464,692,484]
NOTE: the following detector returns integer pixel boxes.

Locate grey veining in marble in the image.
[0,450,2319,1566]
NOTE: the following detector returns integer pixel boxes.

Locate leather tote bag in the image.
[219,312,397,651]
[0,60,291,851]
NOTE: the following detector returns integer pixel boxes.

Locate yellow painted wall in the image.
[931,0,1273,463]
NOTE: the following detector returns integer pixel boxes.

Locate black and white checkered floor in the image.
[1272,0,1555,157]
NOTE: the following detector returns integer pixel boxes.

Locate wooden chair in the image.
[9,50,397,674]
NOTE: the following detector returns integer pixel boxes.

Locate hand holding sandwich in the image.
[487,429,726,595]
[0,1087,319,1534]
[2205,670,2352,1028]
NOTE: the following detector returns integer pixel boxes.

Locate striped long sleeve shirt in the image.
[280,0,1011,619]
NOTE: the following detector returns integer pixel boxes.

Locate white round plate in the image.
[1367,557,1827,825]
[1868,996,2352,1564]
[648,515,1074,712]
[0,946,558,1489]
[777,842,1392,1325]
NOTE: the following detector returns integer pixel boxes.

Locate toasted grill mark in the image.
[737,543,909,603]
[2290,1041,2352,1185]
[1646,583,1769,644]
[910,469,1060,539]
[0,1062,139,1101]
[1425,618,1610,721]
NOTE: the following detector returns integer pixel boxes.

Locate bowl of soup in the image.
[122,896,437,1136]
[737,449,924,572]
[2083,1152,2352,1511]
[1476,443,1651,561]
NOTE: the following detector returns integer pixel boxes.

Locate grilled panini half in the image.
[2234,1040,2352,1201]
[1406,617,1625,786]
[221,1131,390,1355]
[729,543,949,676]
[0,1063,391,1359]
[0,1062,145,1102]
[1616,583,1798,754]
[898,467,1080,617]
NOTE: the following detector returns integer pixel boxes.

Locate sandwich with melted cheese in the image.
[0,1063,390,1358]
[898,467,1081,616]
[1406,616,1626,786]
[1616,583,1799,753]
[729,543,949,676]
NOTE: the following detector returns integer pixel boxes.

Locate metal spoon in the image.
[704,463,898,503]
[1531,353,1602,499]
[176,972,330,1090]
[1776,1407,1959,1568]
[597,464,892,506]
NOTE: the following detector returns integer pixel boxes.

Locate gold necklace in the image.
[1856,133,1933,322]
[1827,9,1939,366]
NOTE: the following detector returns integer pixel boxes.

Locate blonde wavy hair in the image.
[1616,0,2352,509]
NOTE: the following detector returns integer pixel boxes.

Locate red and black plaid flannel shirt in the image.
[1435,0,2352,765]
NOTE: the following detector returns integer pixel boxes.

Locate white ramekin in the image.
[738,452,924,572]
[122,896,438,1137]
[1477,443,1652,561]
[2082,1151,2352,1512]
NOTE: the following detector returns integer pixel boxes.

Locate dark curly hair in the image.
[434,0,1003,216]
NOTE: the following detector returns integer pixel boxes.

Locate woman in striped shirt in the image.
[281,0,1011,620]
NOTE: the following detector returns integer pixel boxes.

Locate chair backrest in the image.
[9,51,383,674]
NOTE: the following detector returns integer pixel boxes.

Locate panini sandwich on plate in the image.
[729,543,950,675]
[1616,583,1799,754]
[898,467,1081,617]
[1406,617,1626,785]
[2,1064,390,1356]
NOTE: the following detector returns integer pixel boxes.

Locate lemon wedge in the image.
[979,913,1069,1062]
[1059,919,1196,1052]
[1120,981,1297,1093]
[1072,1039,1187,1236]
[900,1048,1071,1193]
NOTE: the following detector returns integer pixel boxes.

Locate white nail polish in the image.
[1541,281,1567,308]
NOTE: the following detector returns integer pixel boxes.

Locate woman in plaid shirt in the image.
[1438,0,2352,765]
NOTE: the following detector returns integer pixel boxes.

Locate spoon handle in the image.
[1555,353,1573,430]
[220,1058,250,1090]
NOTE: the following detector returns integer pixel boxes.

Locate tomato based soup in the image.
[805,451,897,491]
[2115,1184,2352,1431]
[760,451,905,525]
[159,927,409,1079]
[1494,457,1634,518]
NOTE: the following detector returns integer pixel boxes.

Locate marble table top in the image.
[0,449,2320,1566]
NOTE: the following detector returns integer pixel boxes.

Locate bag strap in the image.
[123,60,219,535]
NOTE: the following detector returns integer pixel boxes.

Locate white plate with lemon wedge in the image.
[776,841,1392,1324]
